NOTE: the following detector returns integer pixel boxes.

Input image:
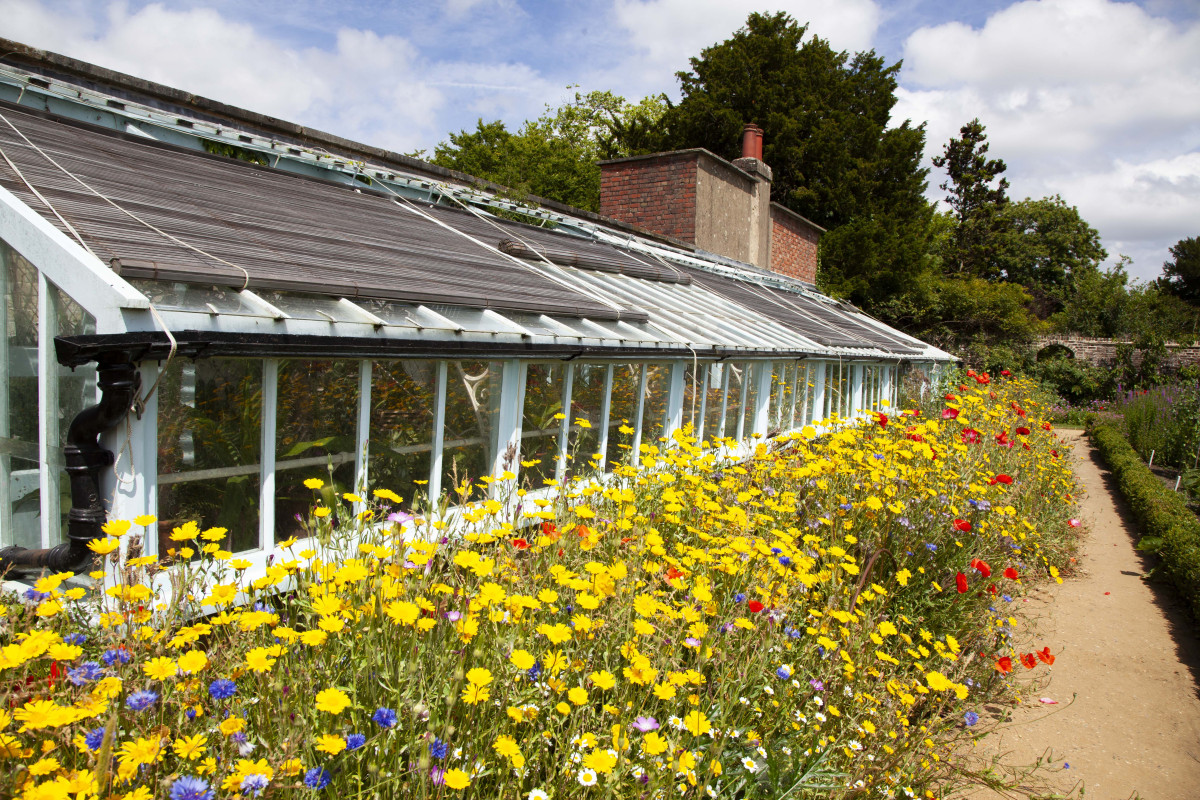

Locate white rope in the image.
[0,110,253,291]
[0,141,97,259]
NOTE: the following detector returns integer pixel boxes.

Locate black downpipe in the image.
[0,354,139,576]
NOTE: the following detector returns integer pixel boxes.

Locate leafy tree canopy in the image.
[432,90,666,212]
[931,119,1009,278]
[657,11,932,307]
[1158,236,1200,304]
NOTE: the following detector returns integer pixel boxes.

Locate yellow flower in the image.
[133,514,157,526]
[465,667,493,687]
[315,688,351,715]
[589,670,616,690]
[493,735,521,762]
[642,731,668,755]
[101,519,131,537]
[316,734,346,755]
[87,537,120,555]
[29,756,59,776]
[142,656,177,680]
[200,527,228,541]
[443,769,470,790]
[568,687,589,706]
[300,630,328,647]
[925,671,954,692]
[304,478,325,489]
[219,717,246,736]
[313,507,332,518]
[510,650,536,671]
[244,647,277,673]
[461,684,490,705]
[117,736,163,768]
[555,702,571,715]
[683,710,712,736]
[174,734,208,760]
[373,488,402,503]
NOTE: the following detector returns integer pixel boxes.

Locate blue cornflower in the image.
[240,773,269,796]
[170,776,214,800]
[303,767,333,790]
[872,453,884,460]
[778,556,791,567]
[839,503,853,511]
[68,661,104,686]
[429,737,449,760]
[63,633,87,646]
[964,711,979,727]
[102,647,131,666]
[24,588,49,602]
[126,690,159,712]
[925,543,938,552]
[372,707,397,729]
[776,665,792,680]
[346,733,366,751]
[734,593,747,604]
[770,547,782,554]
[1002,594,1013,603]
[209,678,237,700]
[84,727,106,752]
[526,661,542,681]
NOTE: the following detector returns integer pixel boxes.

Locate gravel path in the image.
[975,429,1200,799]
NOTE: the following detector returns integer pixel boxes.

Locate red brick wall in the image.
[599,153,699,243]
[770,208,820,283]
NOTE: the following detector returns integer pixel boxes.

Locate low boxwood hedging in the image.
[1090,420,1200,618]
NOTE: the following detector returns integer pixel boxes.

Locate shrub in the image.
[1089,420,1200,618]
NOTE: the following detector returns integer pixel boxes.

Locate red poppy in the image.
[944,394,958,402]
[1001,369,1011,377]
[541,521,557,537]
[666,567,684,580]
[988,583,998,594]
[953,519,972,532]
[976,373,991,385]
[511,538,529,549]
[620,537,633,544]
[575,525,590,538]
[1015,426,1031,436]
[748,600,765,613]
[1020,653,1038,669]
[877,413,888,429]
[1050,449,1059,458]
[990,474,1013,486]
[995,656,1013,674]
[995,431,1010,446]
[966,369,977,378]
[1003,567,1019,580]
[1037,647,1055,665]
[971,558,991,578]
[1042,422,1052,431]
[955,572,969,593]
[942,408,959,420]
[961,428,980,444]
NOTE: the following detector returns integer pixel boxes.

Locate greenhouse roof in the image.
[0,55,956,365]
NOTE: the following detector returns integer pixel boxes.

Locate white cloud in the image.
[0,0,553,152]
[895,0,1200,279]
[610,0,882,96]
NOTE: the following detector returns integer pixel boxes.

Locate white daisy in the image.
[577,768,598,787]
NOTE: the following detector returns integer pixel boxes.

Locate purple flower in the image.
[964,711,979,726]
[684,637,702,649]
[429,767,445,785]
[170,776,214,800]
[304,767,332,790]
[126,690,158,712]
[389,511,414,525]
[102,647,131,666]
[809,679,825,691]
[632,716,659,732]
[68,661,104,686]
[444,610,462,622]
[241,773,269,796]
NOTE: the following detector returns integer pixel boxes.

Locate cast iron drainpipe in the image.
[0,353,140,577]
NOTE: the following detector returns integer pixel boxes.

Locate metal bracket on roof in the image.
[482,309,532,339]
[414,305,463,333]
[314,309,337,323]
[336,298,388,328]
[238,290,289,321]
[204,303,220,316]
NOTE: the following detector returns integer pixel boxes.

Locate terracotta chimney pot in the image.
[741,123,763,161]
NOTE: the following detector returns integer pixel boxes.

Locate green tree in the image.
[656,11,933,308]
[931,119,1009,278]
[996,194,1107,314]
[1159,236,1200,304]
[432,91,666,212]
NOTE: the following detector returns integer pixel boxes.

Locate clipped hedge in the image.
[1090,420,1200,618]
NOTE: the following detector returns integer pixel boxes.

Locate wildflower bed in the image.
[0,374,1079,800]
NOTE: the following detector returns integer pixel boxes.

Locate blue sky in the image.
[3,0,1198,281]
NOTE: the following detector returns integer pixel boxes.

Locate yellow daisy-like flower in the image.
[244,647,277,673]
[174,734,208,761]
[316,734,346,755]
[177,650,208,674]
[461,684,490,705]
[303,478,324,489]
[443,769,470,790]
[142,656,177,681]
[315,688,351,715]
[465,667,493,687]
[87,537,120,555]
[509,650,536,671]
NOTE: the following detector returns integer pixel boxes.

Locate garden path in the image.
[974,430,1200,799]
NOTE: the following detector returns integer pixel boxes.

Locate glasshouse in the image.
[0,39,953,583]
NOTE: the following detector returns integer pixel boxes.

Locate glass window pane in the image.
[742,363,760,439]
[519,363,566,490]
[701,363,726,445]
[604,364,641,470]
[1,239,40,548]
[681,361,703,442]
[158,359,262,554]
[640,364,670,447]
[52,281,97,544]
[443,360,502,502]
[368,360,438,513]
[566,362,606,479]
[840,366,851,417]
[274,360,360,542]
[723,363,746,442]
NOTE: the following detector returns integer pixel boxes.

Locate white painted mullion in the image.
[37,272,56,548]
[555,363,574,480]
[0,246,9,542]
[596,364,614,466]
[630,366,648,467]
[812,360,827,428]
[259,359,278,554]
[752,360,773,437]
[354,360,373,509]
[664,361,686,441]
[427,360,448,504]
[852,364,864,418]
[735,363,749,442]
[492,359,523,498]
[696,364,709,443]
[883,366,893,407]
[786,362,800,430]
[717,363,730,439]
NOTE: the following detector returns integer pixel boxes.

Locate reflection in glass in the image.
[1,240,40,548]
[742,362,760,440]
[640,364,669,446]
[701,363,726,445]
[52,281,97,543]
[519,363,566,489]
[723,363,746,442]
[158,359,263,554]
[274,360,360,541]
[604,364,641,469]
[566,362,606,479]
[443,361,501,502]
[368,360,438,512]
